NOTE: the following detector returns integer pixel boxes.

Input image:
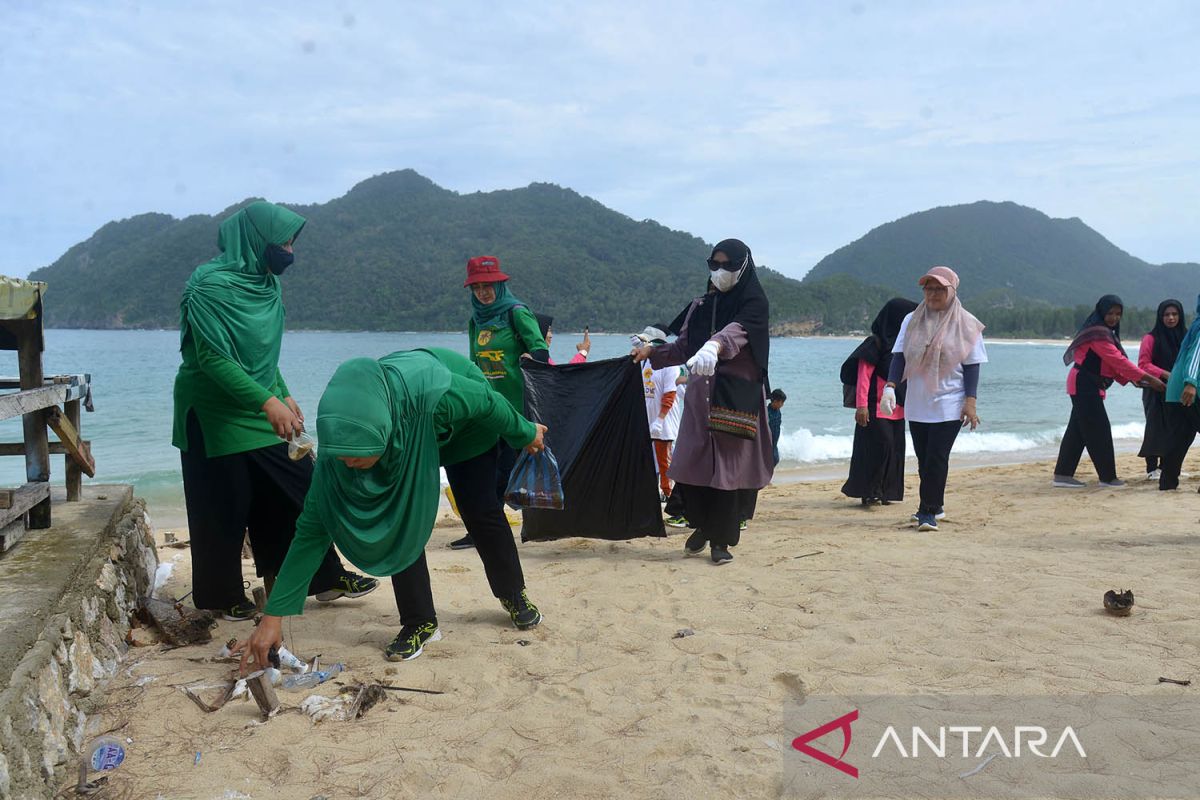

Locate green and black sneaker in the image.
[315,572,380,602]
[500,590,542,630]
[221,599,258,622]
[384,621,442,662]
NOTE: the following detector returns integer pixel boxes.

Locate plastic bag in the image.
[504,447,565,510]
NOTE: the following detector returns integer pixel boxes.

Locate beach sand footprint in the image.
[774,671,807,700]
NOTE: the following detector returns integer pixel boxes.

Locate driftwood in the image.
[344,684,388,719]
[137,596,217,646]
[183,680,236,713]
[246,672,281,718]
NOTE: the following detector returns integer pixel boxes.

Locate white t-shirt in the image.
[891,312,988,423]
[641,361,680,440]
[661,367,687,441]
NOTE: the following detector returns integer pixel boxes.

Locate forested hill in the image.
[29,169,884,334]
[804,200,1200,309]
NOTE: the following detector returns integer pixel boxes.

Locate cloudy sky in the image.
[2,0,1197,278]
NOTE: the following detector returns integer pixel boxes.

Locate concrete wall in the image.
[0,488,156,800]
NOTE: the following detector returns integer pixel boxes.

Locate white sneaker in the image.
[1145,470,1162,481]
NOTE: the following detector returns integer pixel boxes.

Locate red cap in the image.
[464,255,510,287]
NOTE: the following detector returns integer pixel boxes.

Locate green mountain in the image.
[29,169,863,334]
[803,200,1200,310]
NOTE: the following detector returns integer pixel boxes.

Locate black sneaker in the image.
[448,534,476,550]
[711,546,734,565]
[385,621,442,661]
[315,572,380,602]
[684,529,707,556]
[221,599,258,622]
[500,590,542,629]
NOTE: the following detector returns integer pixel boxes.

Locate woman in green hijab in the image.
[451,255,550,550]
[173,201,377,621]
[237,348,547,667]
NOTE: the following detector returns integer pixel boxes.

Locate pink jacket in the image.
[1067,339,1146,397]
[857,359,904,420]
[1137,334,1169,380]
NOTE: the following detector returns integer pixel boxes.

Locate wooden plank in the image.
[16,314,51,529]
[246,672,281,718]
[64,399,83,500]
[0,441,88,457]
[136,597,217,646]
[0,482,51,530]
[46,406,95,478]
[0,384,69,422]
[0,517,30,552]
[0,375,90,403]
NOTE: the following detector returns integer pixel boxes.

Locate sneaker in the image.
[315,572,380,602]
[915,512,938,532]
[385,621,442,662]
[665,516,690,528]
[684,529,707,556]
[910,507,946,522]
[738,519,748,531]
[221,599,258,622]
[861,497,881,507]
[1099,479,1126,488]
[711,546,734,565]
[448,534,476,550]
[1052,475,1086,488]
[1145,470,1161,481]
[500,589,542,630]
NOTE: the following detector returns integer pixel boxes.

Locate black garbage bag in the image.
[519,357,666,541]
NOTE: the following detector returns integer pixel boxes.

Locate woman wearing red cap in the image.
[881,266,987,532]
[452,256,550,550]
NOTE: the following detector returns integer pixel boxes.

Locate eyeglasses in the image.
[707,258,731,271]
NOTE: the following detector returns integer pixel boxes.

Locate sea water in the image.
[0,330,1148,523]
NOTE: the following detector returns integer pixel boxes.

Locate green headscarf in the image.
[308,351,452,576]
[470,280,526,330]
[179,200,305,387]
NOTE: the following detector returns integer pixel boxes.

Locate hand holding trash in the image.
[686,341,720,376]
[235,615,283,676]
[879,385,897,416]
[525,424,548,455]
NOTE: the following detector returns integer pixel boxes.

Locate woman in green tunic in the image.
[173,201,376,620]
[450,255,549,550]
[237,348,547,667]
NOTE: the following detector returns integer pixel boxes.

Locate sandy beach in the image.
[87,452,1200,799]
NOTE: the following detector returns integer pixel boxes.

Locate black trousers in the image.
[675,483,757,548]
[1053,388,1116,482]
[180,411,344,610]
[842,416,906,502]
[665,483,756,526]
[391,442,527,626]
[1158,403,1200,490]
[909,420,961,514]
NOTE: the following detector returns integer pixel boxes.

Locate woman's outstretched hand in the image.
[235,615,283,676]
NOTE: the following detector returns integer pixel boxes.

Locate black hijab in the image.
[534,313,553,342]
[841,298,919,383]
[668,239,770,379]
[1063,294,1123,366]
[1148,299,1186,370]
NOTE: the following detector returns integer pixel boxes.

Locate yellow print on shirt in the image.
[477,330,493,347]
[476,349,507,379]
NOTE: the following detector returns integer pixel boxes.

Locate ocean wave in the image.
[778,421,1145,463]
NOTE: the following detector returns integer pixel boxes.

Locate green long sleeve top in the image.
[263,354,537,616]
[468,305,548,413]
[171,334,292,456]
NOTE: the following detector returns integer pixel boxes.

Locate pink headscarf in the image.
[901,266,985,386]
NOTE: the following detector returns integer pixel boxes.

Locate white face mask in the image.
[711,265,745,293]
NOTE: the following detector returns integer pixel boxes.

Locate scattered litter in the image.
[516,640,532,646]
[300,684,388,722]
[134,675,155,687]
[276,646,308,673]
[152,562,175,592]
[1103,589,1135,616]
[282,663,343,691]
[182,680,236,713]
[793,551,824,560]
[194,751,201,766]
[959,753,998,778]
[221,791,251,799]
[673,628,695,639]
[376,684,445,695]
[1158,677,1192,687]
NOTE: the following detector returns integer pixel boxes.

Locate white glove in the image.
[650,417,665,438]
[879,385,897,417]
[686,341,720,376]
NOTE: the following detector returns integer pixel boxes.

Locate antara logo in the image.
[792,711,1087,778]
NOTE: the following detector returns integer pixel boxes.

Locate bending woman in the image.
[1053,294,1165,488]
[841,298,918,507]
[882,267,986,532]
[173,201,375,620]
[1136,300,1185,480]
[631,239,773,565]
[237,348,547,667]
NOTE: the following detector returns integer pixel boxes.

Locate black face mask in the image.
[265,243,294,276]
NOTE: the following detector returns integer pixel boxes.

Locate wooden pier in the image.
[0,277,94,551]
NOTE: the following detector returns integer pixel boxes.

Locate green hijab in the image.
[470,280,526,330]
[179,201,305,387]
[309,351,452,576]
